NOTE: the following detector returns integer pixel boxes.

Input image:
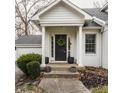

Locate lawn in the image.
[16,84,43,93]
[92,86,108,93]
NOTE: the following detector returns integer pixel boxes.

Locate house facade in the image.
[16,0,108,68]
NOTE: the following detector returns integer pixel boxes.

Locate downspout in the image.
[92,17,106,67]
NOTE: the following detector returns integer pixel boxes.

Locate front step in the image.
[43,71,80,78]
[46,63,78,71]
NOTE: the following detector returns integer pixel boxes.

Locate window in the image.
[51,36,54,57]
[85,34,96,54]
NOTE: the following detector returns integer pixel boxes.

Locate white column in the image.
[76,29,79,64]
[41,26,46,67]
[78,26,83,66]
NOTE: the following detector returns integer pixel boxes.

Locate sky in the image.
[69,0,107,8]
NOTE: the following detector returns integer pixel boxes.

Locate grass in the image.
[16,84,44,93]
[92,86,108,93]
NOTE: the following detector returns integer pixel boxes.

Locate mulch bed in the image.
[78,66,108,89]
[15,74,43,93]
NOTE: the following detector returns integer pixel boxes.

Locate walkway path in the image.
[39,78,90,93]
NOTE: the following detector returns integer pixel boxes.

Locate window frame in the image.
[51,36,54,57]
[85,33,97,55]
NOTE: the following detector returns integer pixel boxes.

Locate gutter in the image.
[15,44,42,48]
[93,16,106,26]
[83,27,102,30]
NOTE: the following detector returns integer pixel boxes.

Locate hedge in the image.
[26,61,40,79]
[16,53,41,75]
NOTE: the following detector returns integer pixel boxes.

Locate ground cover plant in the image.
[16,73,43,93]
[79,66,108,89]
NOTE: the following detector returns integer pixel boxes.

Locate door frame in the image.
[52,34,68,63]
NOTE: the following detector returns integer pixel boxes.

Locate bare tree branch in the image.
[93,0,108,8]
[27,0,41,14]
[15,0,50,37]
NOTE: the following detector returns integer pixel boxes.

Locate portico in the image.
[41,25,84,67]
[31,0,102,67]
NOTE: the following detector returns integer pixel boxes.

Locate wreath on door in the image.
[57,39,65,46]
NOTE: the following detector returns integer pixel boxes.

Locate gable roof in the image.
[101,2,108,12]
[82,8,108,21]
[15,35,42,45]
[84,20,101,27]
[32,0,92,20]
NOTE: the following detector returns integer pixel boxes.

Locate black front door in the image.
[55,35,67,61]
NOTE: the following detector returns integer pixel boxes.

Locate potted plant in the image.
[68,57,74,64]
[45,57,49,64]
[69,66,77,73]
[44,66,51,73]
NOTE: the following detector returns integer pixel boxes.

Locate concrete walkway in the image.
[39,78,90,93]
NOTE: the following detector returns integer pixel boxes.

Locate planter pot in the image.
[44,66,51,73]
[69,66,77,73]
[45,57,49,64]
[68,57,74,64]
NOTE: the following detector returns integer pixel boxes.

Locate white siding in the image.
[45,26,77,62]
[45,26,101,67]
[16,48,42,59]
[39,4,84,24]
[81,29,101,67]
[16,28,103,67]
[102,26,108,69]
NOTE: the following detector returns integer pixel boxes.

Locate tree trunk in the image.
[25,22,28,35]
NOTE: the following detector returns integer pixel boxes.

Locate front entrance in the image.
[55,35,67,61]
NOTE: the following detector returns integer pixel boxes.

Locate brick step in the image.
[43,71,80,78]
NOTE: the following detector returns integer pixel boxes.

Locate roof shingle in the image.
[15,35,42,44]
[82,8,108,21]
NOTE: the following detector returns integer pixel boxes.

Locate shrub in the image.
[26,61,40,79]
[16,53,41,75]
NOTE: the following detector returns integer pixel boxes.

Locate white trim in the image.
[66,35,69,60]
[40,23,84,26]
[53,34,68,62]
[16,44,41,46]
[32,0,61,20]
[83,27,102,29]
[93,17,106,26]
[16,46,41,48]
[41,26,46,66]
[78,26,83,66]
[99,31,102,67]
[100,3,108,12]
[63,0,92,19]
[76,28,79,64]
[51,61,67,63]
[84,32,97,56]
[53,35,55,61]
[32,0,92,20]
